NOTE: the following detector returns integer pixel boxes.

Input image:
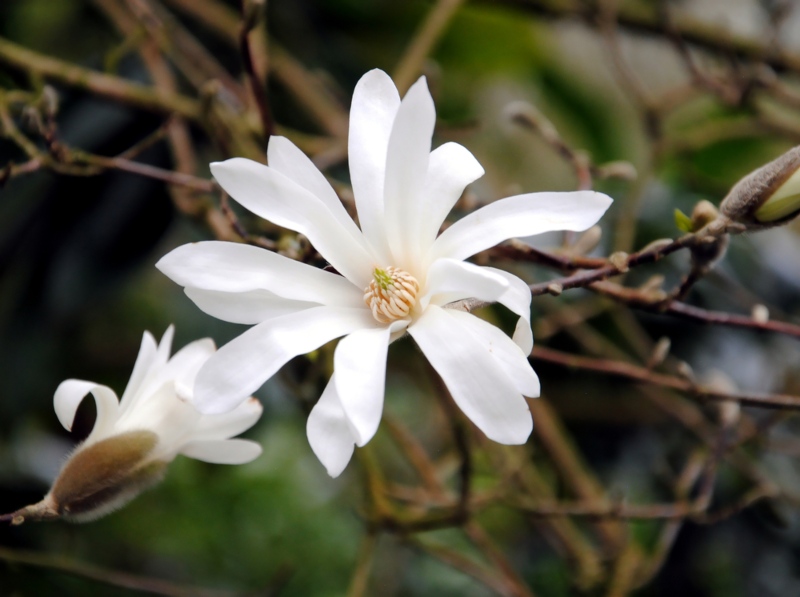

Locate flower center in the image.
[364,266,420,323]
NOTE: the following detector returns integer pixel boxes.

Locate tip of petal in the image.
[485,412,533,445]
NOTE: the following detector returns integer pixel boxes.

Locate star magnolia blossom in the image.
[157,69,612,477]
[8,327,262,524]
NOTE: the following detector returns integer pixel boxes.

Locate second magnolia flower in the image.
[158,69,613,476]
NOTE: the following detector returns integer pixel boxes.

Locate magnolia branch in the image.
[531,345,800,411]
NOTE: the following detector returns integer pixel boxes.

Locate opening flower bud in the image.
[720,146,800,228]
[2,326,263,525]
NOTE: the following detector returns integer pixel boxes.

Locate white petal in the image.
[157,241,362,307]
[430,191,614,262]
[118,331,159,406]
[409,305,533,444]
[194,306,376,414]
[54,380,120,443]
[180,439,262,464]
[162,338,216,400]
[307,374,357,477]
[185,287,318,325]
[333,325,395,446]
[383,76,435,268]
[348,69,401,259]
[192,397,263,442]
[155,325,175,367]
[267,136,362,238]
[418,142,484,253]
[116,381,199,451]
[446,309,540,397]
[481,267,533,355]
[123,338,216,415]
[421,258,509,309]
[210,159,375,287]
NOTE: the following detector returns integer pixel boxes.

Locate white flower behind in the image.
[4,326,262,524]
[157,69,613,477]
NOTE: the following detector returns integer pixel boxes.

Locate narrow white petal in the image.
[421,258,509,309]
[192,397,263,442]
[409,306,533,444]
[185,287,318,325]
[180,439,262,464]
[125,338,216,411]
[333,326,393,446]
[383,76,435,268]
[446,310,540,397]
[157,241,363,307]
[418,142,484,253]
[161,338,216,401]
[210,159,375,287]
[481,267,533,355]
[155,325,175,367]
[307,374,357,477]
[267,136,362,238]
[118,331,159,406]
[348,69,401,258]
[54,380,120,442]
[194,306,376,414]
[430,191,613,262]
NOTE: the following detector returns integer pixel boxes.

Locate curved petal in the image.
[409,305,533,444]
[421,258,509,309]
[54,380,120,442]
[430,191,614,263]
[384,76,435,269]
[267,136,362,238]
[157,241,362,307]
[348,69,401,259]
[194,306,376,414]
[119,331,159,406]
[210,159,375,287]
[307,374,357,477]
[481,267,533,355]
[418,142,484,253]
[180,439,262,464]
[333,324,397,446]
[192,397,263,442]
[446,310,540,397]
[185,287,318,325]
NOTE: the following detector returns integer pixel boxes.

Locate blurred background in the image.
[3,0,800,595]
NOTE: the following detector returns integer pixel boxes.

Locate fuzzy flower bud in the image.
[2,326,263,525]
[720,146,800,229]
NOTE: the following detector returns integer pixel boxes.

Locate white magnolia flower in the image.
[157,69,612,477]
[5,326,262,524]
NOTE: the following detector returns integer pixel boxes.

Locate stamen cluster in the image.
[364,266,419,323]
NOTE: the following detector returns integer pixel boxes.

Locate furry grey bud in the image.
[720,146,800,228]
[5,431,167,525]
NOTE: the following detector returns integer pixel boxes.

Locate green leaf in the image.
[674,208,693,232]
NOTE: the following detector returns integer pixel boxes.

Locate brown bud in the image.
[4,430,167,525]
[720,146,800,229]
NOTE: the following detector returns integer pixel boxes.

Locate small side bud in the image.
[40,86,59,119]
[681,200,729,271]
[752,304,769,323]
[609,251,629,273]
[646,337,671,369]
[720,146,800,229]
